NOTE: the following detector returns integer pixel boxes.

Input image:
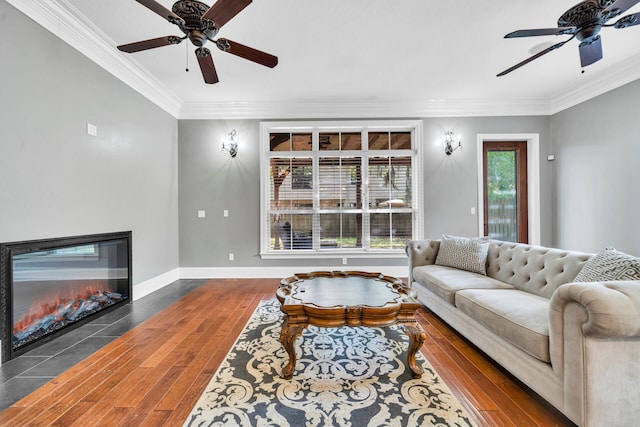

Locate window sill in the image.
[260,250,407,260]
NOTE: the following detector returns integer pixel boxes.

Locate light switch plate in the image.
[87,123,98,136]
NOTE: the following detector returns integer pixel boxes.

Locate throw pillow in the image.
[574,247,640,282]
[435,235,490,275]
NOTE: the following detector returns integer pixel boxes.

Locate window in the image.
[260,121,422,258]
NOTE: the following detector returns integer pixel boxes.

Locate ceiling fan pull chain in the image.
[185,41,190,72]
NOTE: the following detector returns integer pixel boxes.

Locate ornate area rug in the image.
[184,300,475,427]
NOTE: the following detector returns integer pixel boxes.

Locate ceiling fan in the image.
[497,0,640,76]
[117,0,278,84]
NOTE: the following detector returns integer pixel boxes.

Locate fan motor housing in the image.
[558,0,619,27]
[577,23,602,41]
[172,0,219,41]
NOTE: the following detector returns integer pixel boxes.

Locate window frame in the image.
[260,120,423,259]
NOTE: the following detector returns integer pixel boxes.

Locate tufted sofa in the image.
[406,238,640,427]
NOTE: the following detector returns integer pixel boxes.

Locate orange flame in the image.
[13,280,115,334]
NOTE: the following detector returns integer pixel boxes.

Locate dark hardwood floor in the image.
[0,278,575,426]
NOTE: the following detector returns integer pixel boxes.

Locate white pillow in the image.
[435,235,490,275]
[574,247,640,282]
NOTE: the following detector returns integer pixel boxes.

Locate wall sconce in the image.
[222,129,238,158]
[444,130,462,155]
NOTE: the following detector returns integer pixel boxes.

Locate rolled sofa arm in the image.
[405,239,440,284]
[550,281,640,337]
[549,281,640,425]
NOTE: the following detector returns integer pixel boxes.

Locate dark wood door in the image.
[483,141,528,243]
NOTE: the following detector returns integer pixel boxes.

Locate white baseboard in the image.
[132,268,180,301]
[178,266,408,280]
[131,265,409,302]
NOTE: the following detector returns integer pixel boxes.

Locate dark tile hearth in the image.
[0,279,206,412]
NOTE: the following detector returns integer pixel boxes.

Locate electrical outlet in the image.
[342,257,347,265]
[228,253,234,261]
[198,210,206,218]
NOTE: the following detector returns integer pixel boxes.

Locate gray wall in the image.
[178,119,387,269]
[0,2,180,284]
[551,79,640,254]
[421,116,553,244]
[178,120,264,267]
[178,116,554,268]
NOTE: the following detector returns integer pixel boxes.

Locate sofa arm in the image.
[549,281,640,426]
[550,281,640,337]
[405,239,440,284]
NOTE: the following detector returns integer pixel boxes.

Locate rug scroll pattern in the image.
[184,300,475,427]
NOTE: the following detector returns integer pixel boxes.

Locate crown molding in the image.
[550,53,640,114]
[7,0,183,118]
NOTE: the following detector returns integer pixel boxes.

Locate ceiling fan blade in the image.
[505,27,576,38]
[215,38,278,68]
[613,12,640,28]
[579,36,603,67]
[202,0,252,29]
[604,0,640,15]
[497,39,571,76]
[134,0,184,25]
[117,36,184,53]
[195,47,220,84]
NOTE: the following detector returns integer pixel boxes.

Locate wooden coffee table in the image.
[276,271,426,379]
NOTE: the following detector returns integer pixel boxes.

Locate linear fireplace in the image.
[0,231,132,363]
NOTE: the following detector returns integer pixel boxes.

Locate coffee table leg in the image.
[404,322,427,378]
[280,316,306,379]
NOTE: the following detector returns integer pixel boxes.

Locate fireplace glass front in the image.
[1,231,132,362]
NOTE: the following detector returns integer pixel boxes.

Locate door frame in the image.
[476,134,540,245]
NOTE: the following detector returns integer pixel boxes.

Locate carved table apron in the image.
[275,271,426,380]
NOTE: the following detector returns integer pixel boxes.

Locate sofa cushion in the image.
[574,248,640,282]
[455,289,551,362]
[412,265,513,305]
[435,235,490,275]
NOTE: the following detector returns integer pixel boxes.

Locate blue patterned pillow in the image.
[574,248,640,282]
[435,235,490,275]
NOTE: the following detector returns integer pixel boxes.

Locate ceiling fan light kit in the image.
[498,0,640,76]
[117,0,278,84]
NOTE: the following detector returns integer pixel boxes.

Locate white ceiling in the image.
[12,0,640,118]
